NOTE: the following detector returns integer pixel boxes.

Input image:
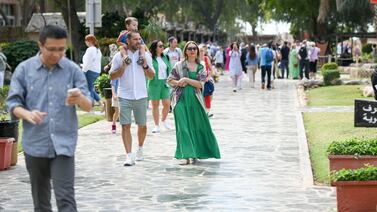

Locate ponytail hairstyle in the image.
[85,34,99,48]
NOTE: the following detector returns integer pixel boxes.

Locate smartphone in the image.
[67,88,80,96]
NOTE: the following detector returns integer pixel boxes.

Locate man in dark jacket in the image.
[298,41,309,79]
[240,43,248,73]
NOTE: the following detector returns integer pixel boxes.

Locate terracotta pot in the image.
[328,155,377,172]
[103,88,112,99]
[0,120,19,166]
[0,138,14,170]
[333,180,377,212]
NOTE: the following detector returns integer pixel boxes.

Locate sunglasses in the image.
[158,45,164,48]
[186,47,197,51]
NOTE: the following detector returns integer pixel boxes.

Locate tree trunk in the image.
[317,0,330,23]
[0,9,9,25]
[251,23,257,37]
[39,0,46,13]
[54,0,84,63]
[20,0,36,28]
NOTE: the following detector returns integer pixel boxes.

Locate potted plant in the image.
[94,74,113,121]
[331,165,377,211]
[0,85,19,166]
[327,137,377,172]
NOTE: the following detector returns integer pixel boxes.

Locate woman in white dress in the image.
[229,42,243,92]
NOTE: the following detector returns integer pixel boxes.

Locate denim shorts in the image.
[119,97,147,125]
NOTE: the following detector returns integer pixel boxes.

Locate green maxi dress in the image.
[289,49,299,79]
[173,68,221,159]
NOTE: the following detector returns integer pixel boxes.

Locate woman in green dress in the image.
[167,41,221,165]
[148,40,172,133]
[289,43,299,79]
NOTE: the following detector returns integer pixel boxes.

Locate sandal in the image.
[123,55,132,64]
[137,56,144,65]
[179,159,190,165]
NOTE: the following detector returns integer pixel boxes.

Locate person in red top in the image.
[199,45,214,117]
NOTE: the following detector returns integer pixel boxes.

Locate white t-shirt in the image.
[163,47,182,67]
[157,57,167,80]
[109,51,155,100]
[82,46,102,73]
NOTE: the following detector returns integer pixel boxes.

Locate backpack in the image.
[265,49,273,63]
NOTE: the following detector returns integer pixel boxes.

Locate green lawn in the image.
[306,85,373,106]
[303,112,377,184]
[17,113,104,152]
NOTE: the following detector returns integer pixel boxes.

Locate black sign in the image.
[355,99,377,127]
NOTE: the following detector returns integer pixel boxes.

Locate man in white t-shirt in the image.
[163,36,182,67]
[109,31,155,166]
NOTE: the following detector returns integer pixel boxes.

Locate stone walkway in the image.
[0,74,336,211]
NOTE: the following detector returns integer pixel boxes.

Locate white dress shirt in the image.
[110,50,155,100]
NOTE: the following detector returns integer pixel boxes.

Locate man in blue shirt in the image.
[259,43,274,90]
[6,25,92,211]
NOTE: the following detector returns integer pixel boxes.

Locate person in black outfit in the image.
[240,43,248,73]
[298,41,309,79]
[280,41,290,79]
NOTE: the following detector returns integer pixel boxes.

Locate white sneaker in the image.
[162,121,170,130]
[124,154,135,166]
[152,126,160,133]
[136,149,144,161]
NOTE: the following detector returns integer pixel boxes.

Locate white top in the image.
[214,50,224,64]
[109,50,155,100]
[156,57,167,79]
[82,46,102,73]
[163,47,182,67]
[229,50,243,77]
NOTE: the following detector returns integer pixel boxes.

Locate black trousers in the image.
[261,65,272,88]
[299,59,309,79]
[24,153,77,212]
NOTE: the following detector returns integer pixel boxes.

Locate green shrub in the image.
[321,62,338,71]
[0,42,10,50]
[0,85,10,120]
[361,53,372,62]
[3,40,39,71]
[331,165,377,182]
[362,43,373,54]
[94,74,111,97]
[327,137,377,156]
[322,69,340,86]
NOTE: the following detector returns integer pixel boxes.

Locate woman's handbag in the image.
[203,78,215,97]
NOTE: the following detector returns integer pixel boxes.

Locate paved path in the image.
[0,74,336,211]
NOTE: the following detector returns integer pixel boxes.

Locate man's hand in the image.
[65,88,83,106]
[25,110,48,125]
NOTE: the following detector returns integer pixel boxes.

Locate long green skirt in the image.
[173,71,221,159]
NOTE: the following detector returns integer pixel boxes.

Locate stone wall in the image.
[338,63,377,78]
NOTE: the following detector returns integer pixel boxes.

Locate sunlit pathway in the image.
[0,72,336,211]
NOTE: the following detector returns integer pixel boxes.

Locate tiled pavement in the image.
[0,73,336,211]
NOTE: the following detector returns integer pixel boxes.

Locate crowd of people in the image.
[5,14,325,210]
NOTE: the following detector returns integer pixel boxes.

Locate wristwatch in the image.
[142,64,149,70]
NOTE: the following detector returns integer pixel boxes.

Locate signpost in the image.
[354,99,377,127]
[86,0,102,35]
